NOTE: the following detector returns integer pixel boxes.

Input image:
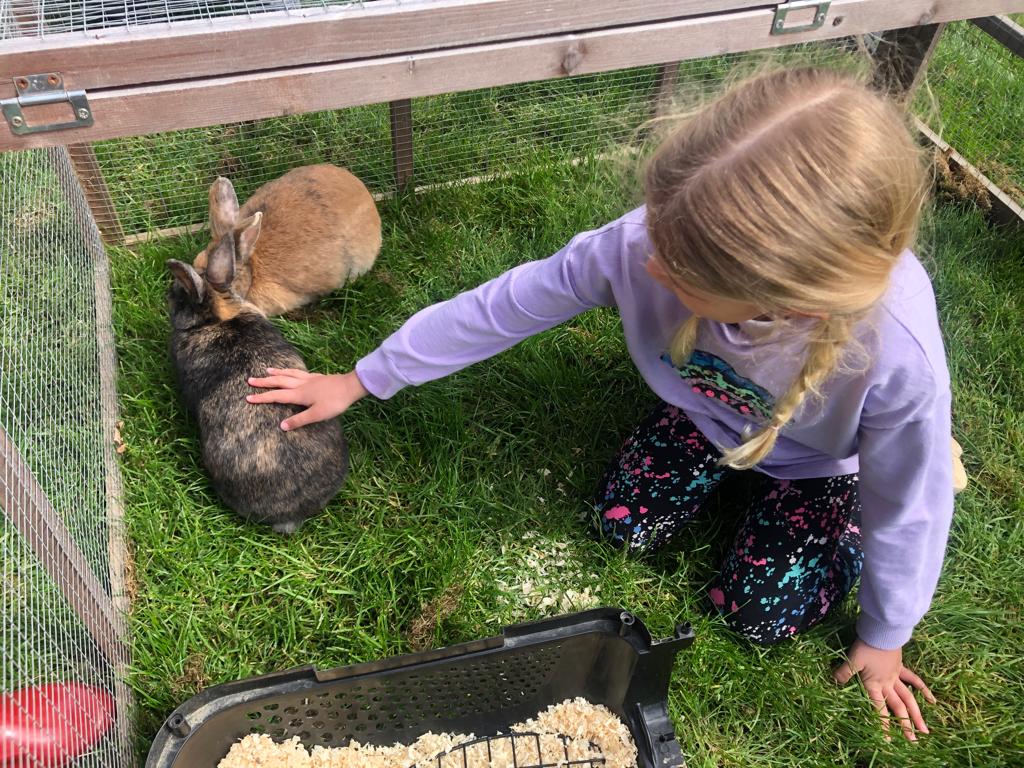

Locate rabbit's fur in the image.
[192,164,381,316]
[167,243,348,534]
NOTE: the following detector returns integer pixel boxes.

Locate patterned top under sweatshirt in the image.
[356,206,954,651]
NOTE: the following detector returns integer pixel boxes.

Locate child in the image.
[248,67,949,741]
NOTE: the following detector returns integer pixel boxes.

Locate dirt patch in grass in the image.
[406,582,464,652]
[172,653,209,697]
[933,148,991,212]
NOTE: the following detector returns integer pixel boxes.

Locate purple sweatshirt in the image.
[356,206,954,650]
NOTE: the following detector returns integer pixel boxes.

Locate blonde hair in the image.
[645,67,929,469]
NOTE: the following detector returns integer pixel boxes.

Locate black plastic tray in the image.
[146,607,695,767]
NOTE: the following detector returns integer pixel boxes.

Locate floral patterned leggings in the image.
[593,401,863,645]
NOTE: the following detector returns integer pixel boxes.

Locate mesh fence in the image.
[0,0,349,38]
[0,147,133,765]
[87,39,872,239]
[924,20,1024,205]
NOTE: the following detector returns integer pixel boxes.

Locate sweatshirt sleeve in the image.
[854,365,954,650]
[355,225,623,399]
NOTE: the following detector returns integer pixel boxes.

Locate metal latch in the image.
[771,1,830,35]
[2,73,93,136]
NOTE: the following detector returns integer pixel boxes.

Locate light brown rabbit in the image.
[193,164,381,316]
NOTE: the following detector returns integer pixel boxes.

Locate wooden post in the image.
[869,23,947,102]
[66,144,126,245]
[47,145,136,760]
[91,183,136,762]
[390,98,414,191]
[651,62,680,117]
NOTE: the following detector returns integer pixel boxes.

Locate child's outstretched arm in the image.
[247,214,641,427]
[836,354,954,741]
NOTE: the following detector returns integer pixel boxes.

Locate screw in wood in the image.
[11,115,24,127]
[77,108,90,120]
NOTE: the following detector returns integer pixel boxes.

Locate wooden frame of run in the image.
[0,0,1020,235]
[0,0,1018,152]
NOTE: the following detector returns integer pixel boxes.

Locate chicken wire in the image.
[0,0,353,38]
[923,20,1024,205]
[87,39,872,239]
[0,147,133,765]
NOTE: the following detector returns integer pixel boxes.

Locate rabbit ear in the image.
[167,259,205,304]
[209,177,240,239]
[205,235,236,291]
[236,211,262,266]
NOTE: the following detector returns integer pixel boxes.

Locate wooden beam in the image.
[123,222,206,247]
[0,0,769,98]
[917,118,1024,230]
[3,0,1018,152]
[88,168,136,755]
[0,426,127,670]
[870,23,947,101]
[390,99,414,191]
[66,144,125,245]
[971,15,1024,58]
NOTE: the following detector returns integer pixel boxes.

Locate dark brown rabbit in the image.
[167,241,348,534]
[192,164,381,316]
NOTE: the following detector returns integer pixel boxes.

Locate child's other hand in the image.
[833,638,936,742]
[246,369,368,431]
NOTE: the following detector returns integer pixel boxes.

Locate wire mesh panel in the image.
[0,147,133,765]
[0,0,355,38]
[923,20,1024,205]
[90,39,871,240]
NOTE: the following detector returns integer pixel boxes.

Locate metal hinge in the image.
[771,1,831,35]
[2,73,93,136]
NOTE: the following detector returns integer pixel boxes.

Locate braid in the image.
[641,67,926,468]
[669,315,701,366]
[719,317,854,470]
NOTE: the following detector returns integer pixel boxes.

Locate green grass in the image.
[925,21,1024,202]
[111,149,1023,766]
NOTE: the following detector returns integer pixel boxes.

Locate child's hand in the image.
[833,638,936,742]
[246,369,368,431]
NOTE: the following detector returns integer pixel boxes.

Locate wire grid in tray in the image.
[415,732,606,768]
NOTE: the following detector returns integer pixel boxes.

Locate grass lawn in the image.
[111,151,1023,766]
[925,21,1024,203]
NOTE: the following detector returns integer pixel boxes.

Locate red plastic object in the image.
[1,682,115,766]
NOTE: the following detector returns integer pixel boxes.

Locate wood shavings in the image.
[217,698,637,768]
[493,533,601,618]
